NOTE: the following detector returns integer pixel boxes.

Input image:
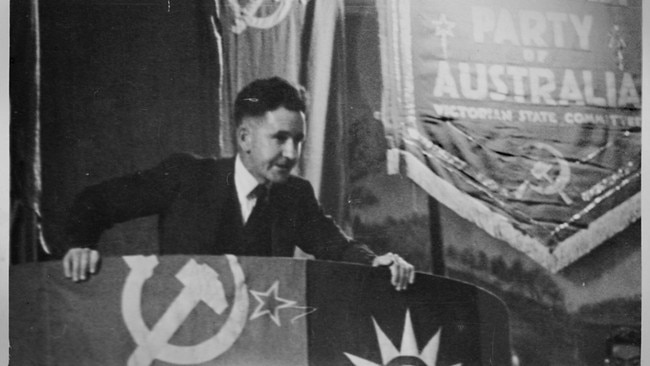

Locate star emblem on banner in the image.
[249,281,297,326]
[431,14,456,59]
[345,310,461,366]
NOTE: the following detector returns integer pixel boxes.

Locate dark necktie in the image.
[250,184,269,209]
[242,184,273,256]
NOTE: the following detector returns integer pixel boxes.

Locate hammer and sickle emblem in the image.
[228,0,306,34]
[121,255,249,366]
[515,142,573,205]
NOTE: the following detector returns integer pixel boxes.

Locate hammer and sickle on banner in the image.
[121,255,249,366]
[228,0,306,34]
[515,142,573,205]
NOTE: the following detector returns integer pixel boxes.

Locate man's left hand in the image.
[372,253,415,291]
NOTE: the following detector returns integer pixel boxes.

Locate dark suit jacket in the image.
[65,153,376,265]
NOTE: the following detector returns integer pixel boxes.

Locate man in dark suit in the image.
[62,77,415,290]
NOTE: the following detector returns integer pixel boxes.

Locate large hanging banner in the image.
[378,0,641,272]
[10,256,510,365]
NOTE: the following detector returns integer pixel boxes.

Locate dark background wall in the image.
[12,0,222,257]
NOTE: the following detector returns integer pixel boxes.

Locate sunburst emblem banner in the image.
[306,261,512,365]
[345,310,461,366]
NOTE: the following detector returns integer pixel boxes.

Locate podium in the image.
[10,256,511,365]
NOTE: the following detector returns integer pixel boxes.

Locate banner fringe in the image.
[401,150,640,273]
[551,192,640,271]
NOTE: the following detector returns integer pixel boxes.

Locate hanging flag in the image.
[10,256,510,365]
[219,0,312,157]
[377,0,641,272]
[219,0,350,242]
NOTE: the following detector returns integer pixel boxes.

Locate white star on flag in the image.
[249,280,297,326]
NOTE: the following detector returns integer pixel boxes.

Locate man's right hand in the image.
[63,248,101,282]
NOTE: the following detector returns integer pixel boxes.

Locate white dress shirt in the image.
[234,154,262,224]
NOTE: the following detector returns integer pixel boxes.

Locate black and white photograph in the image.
[8,0,644,365]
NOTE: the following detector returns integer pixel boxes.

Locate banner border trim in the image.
[400,149,640,273]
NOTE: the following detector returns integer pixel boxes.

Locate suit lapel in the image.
[270,188,282,256]
[269,183,296,257]
[205,158,238,248]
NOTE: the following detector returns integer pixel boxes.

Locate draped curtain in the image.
[10,0,45,262]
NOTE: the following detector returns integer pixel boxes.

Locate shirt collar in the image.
[234,154,261,201]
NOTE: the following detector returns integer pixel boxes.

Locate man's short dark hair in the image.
[234,77,306,125]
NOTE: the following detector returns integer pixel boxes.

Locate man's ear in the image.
[237,124,252,153]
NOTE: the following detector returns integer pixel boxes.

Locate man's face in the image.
[238,107,306,184]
